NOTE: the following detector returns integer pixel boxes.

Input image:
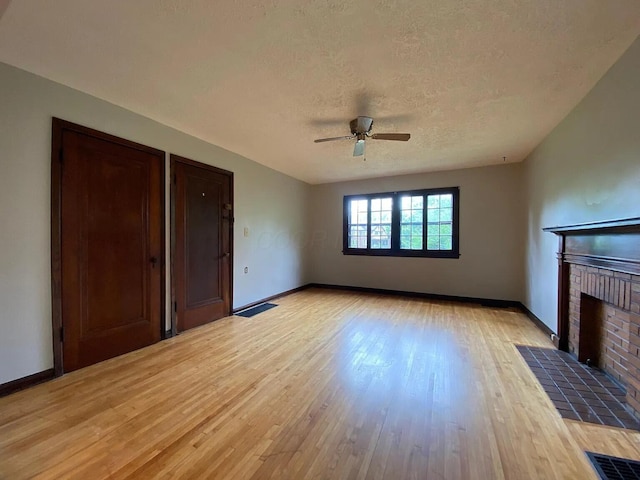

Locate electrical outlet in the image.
[244,266,248,274]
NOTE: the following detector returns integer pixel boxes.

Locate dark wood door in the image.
[55,120,164,373]
[172,155,233,332]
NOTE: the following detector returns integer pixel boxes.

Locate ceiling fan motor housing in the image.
[350,116,374,135]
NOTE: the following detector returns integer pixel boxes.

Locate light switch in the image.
[244,227,249,237]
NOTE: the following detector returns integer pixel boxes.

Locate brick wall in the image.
[567,264,640,416]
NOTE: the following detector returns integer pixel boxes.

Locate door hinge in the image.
[60,326,64,342]
[174,301,177,313]
[173,173,177,184]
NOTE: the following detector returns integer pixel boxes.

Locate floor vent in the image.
[235,303,278,318]
[587,452,640,480]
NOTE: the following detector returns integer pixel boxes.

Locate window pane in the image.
[352,199,366,214]
[350,199,366,224]
[425,193,454,250]
[370,196,392,249]
[427,208,439,222]
[427,195,440,208]
[400,195,424,251]
[370,238,390,249]
[348,198,369,249]
[440,208,452,222]
[440,194,452,208]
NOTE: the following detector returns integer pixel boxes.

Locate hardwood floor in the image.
[1,288,639,479]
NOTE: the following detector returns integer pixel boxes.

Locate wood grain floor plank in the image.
[2,288,639,479]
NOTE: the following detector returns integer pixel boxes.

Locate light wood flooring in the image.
[1,288,640,479]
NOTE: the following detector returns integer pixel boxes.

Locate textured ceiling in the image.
[1,1,639,184]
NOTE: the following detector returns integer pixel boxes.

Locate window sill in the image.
[342,249,460,259]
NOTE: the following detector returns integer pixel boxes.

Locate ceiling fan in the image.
[314,116,410,156]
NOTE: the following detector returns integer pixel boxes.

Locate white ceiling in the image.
[1,1,639,184]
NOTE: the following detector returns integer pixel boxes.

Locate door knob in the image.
[150,256,158,268]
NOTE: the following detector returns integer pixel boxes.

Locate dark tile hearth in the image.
[587,452,640,480]
[517,345,640,430]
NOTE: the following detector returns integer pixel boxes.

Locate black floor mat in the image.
[587,452,640,480]
[235,303,277,318]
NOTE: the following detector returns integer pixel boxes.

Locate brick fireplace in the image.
[545,218,640,417]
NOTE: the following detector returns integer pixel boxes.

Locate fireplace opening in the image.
[576,290,632,394]
[578,293,604,367]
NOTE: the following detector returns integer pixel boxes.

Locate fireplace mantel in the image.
[544,216,640,233]
[544,217,640,276]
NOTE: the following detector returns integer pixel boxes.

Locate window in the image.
[343,187,459,258]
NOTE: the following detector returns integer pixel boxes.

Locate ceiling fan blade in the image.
[370,133,410,141]
[314,135,355,143]
[353,139,365,156]
[357,116,373,133]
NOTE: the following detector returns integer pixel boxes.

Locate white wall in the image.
[308,164,525,301]
[0,62,310,384]
[5,35,639,386]
[523,36,640,331]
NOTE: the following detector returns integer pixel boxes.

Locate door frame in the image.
[170,154,234,336]
[51,118,166,376]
